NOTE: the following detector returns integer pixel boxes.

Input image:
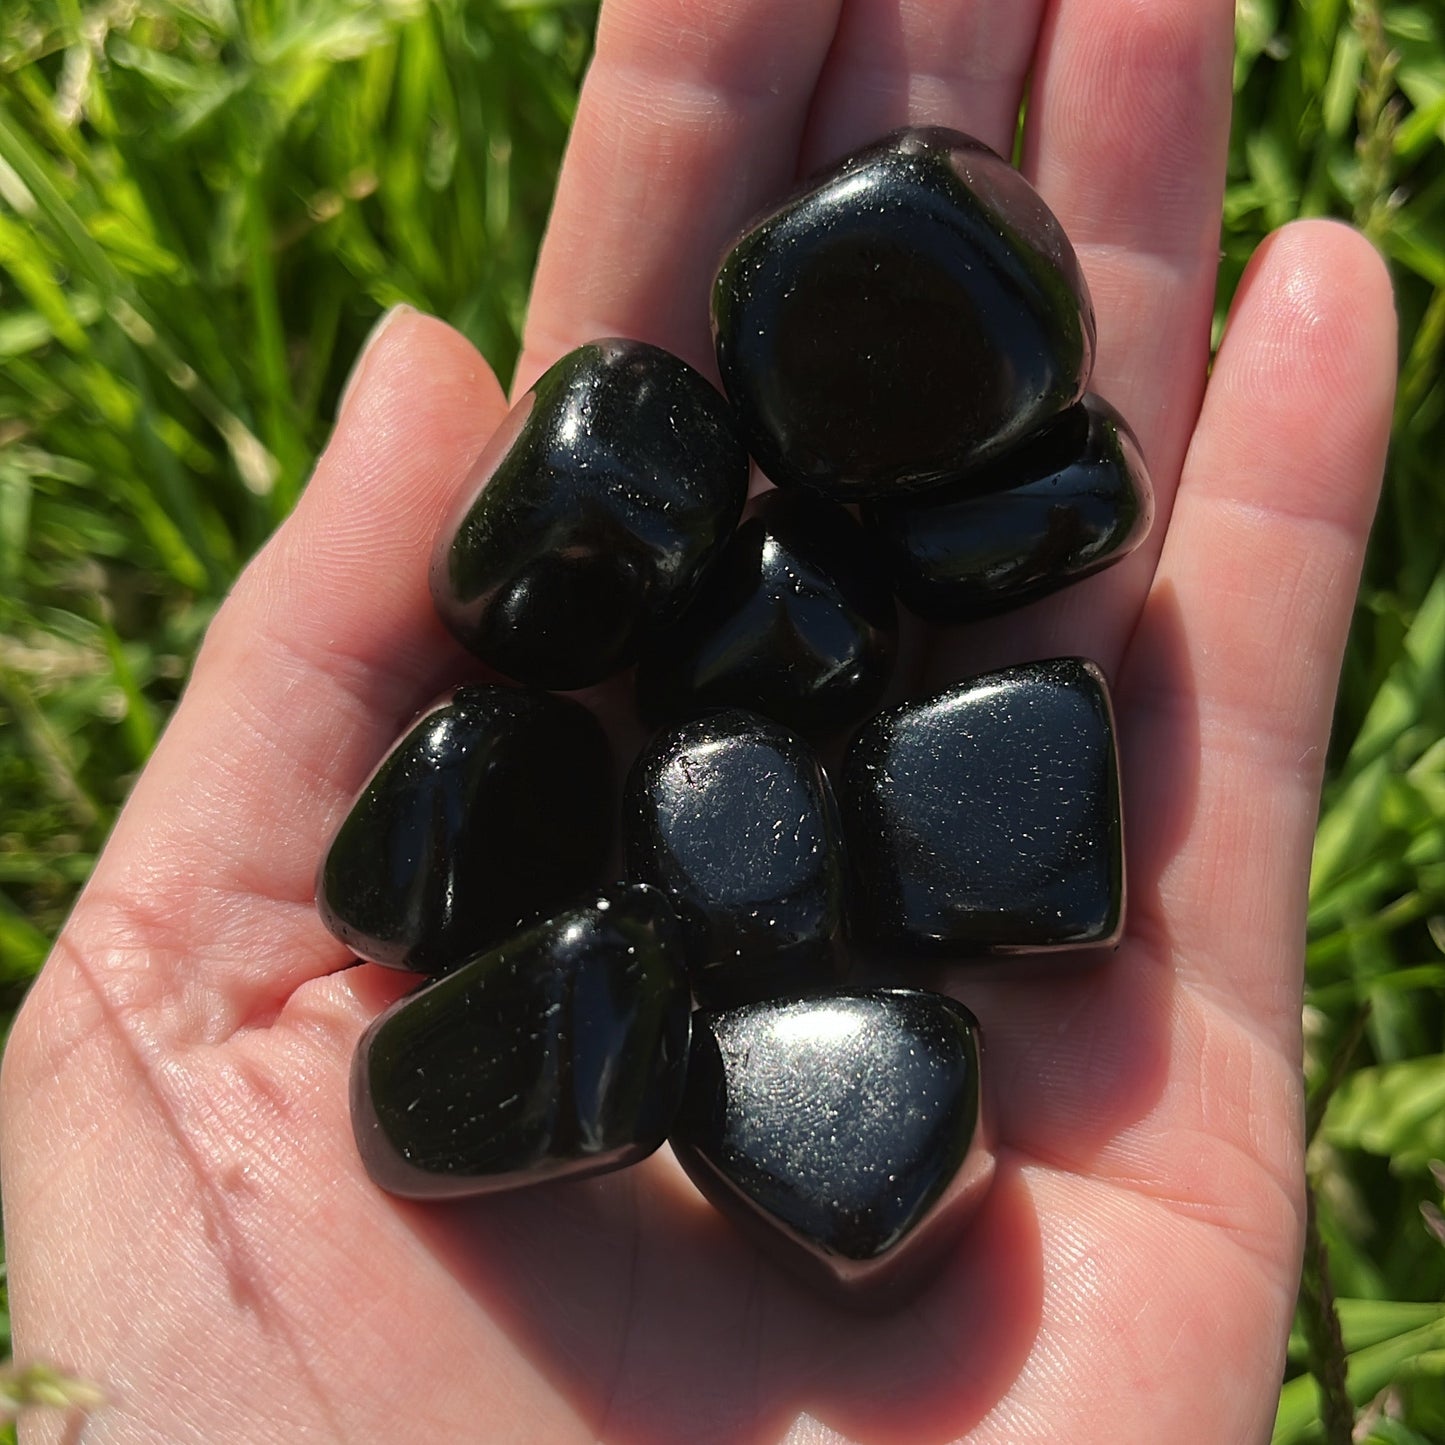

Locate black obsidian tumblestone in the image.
[431,339,750,690]
[670,990,993,1300]
[318,684,612,976]
[352,884,691,1198]
[841,659,1123,958]
[636,490,898,737]
[865,394,1155,621]
[624,710,844,1005]
[712,126,1095,500]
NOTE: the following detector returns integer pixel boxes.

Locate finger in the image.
[515,0,844,393]
[799,0,1045,169]
[1122,219,1396,1044]
[924,0,1235,687]
[1026,0,1235,529]
[65,311,510,1038]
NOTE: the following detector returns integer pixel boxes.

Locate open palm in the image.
[1,1,1397,1441]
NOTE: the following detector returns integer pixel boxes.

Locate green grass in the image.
[0,1,1443,1439]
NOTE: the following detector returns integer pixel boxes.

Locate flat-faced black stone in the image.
[670,990,993,1302]
[865,394,1154,621]
[624,710,844,1005]
[636,490,898,737]
[431,339,750,690]
[352,884,691,1198]
[712,127,1095,501]
[841,659,1123,958]
[318,684,613,976]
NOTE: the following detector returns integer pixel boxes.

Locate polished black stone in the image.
[841,659,1123,957]
[624,710,844,1005]
[636,490,898,737]
[670,990,993,1299]
[318,684,613,976]
[712,127,1095,501]
[431,339,750,690]
[352,884,691,1198]
[865,394,1154,621]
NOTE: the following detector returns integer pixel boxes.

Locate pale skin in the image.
[0,0,1399,1439]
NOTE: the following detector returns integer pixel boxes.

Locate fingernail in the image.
[337,304,417,422]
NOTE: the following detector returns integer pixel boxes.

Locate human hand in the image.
[1,0,1396,1440]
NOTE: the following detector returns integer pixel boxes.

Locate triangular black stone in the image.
[636,490,897,738]
[670,990,991,1299]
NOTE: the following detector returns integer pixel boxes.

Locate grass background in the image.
[0,0,1441,1438]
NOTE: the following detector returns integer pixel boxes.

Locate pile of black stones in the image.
[322,128,1153,1304]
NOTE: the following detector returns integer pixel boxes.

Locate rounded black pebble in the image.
[636,489,898,738]
[865,394,1154,621]
[318,684,613,976]
[624,709,845,1005]
[712,126,1095,501]
[670,989,993,1304]
[430,338,750,690]
[840,659,1123,958]
[351,883,692,1198]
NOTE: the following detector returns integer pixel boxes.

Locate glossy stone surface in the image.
[841,659,1123,957]
[318,684,612,976]
[352,884,691,1198]
[636,490,898,737]
[866,394,1154,621]
[671,990,993,1300]
[624,710,844,1005]
[712,127,1095,501]
[431,339,749,690]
